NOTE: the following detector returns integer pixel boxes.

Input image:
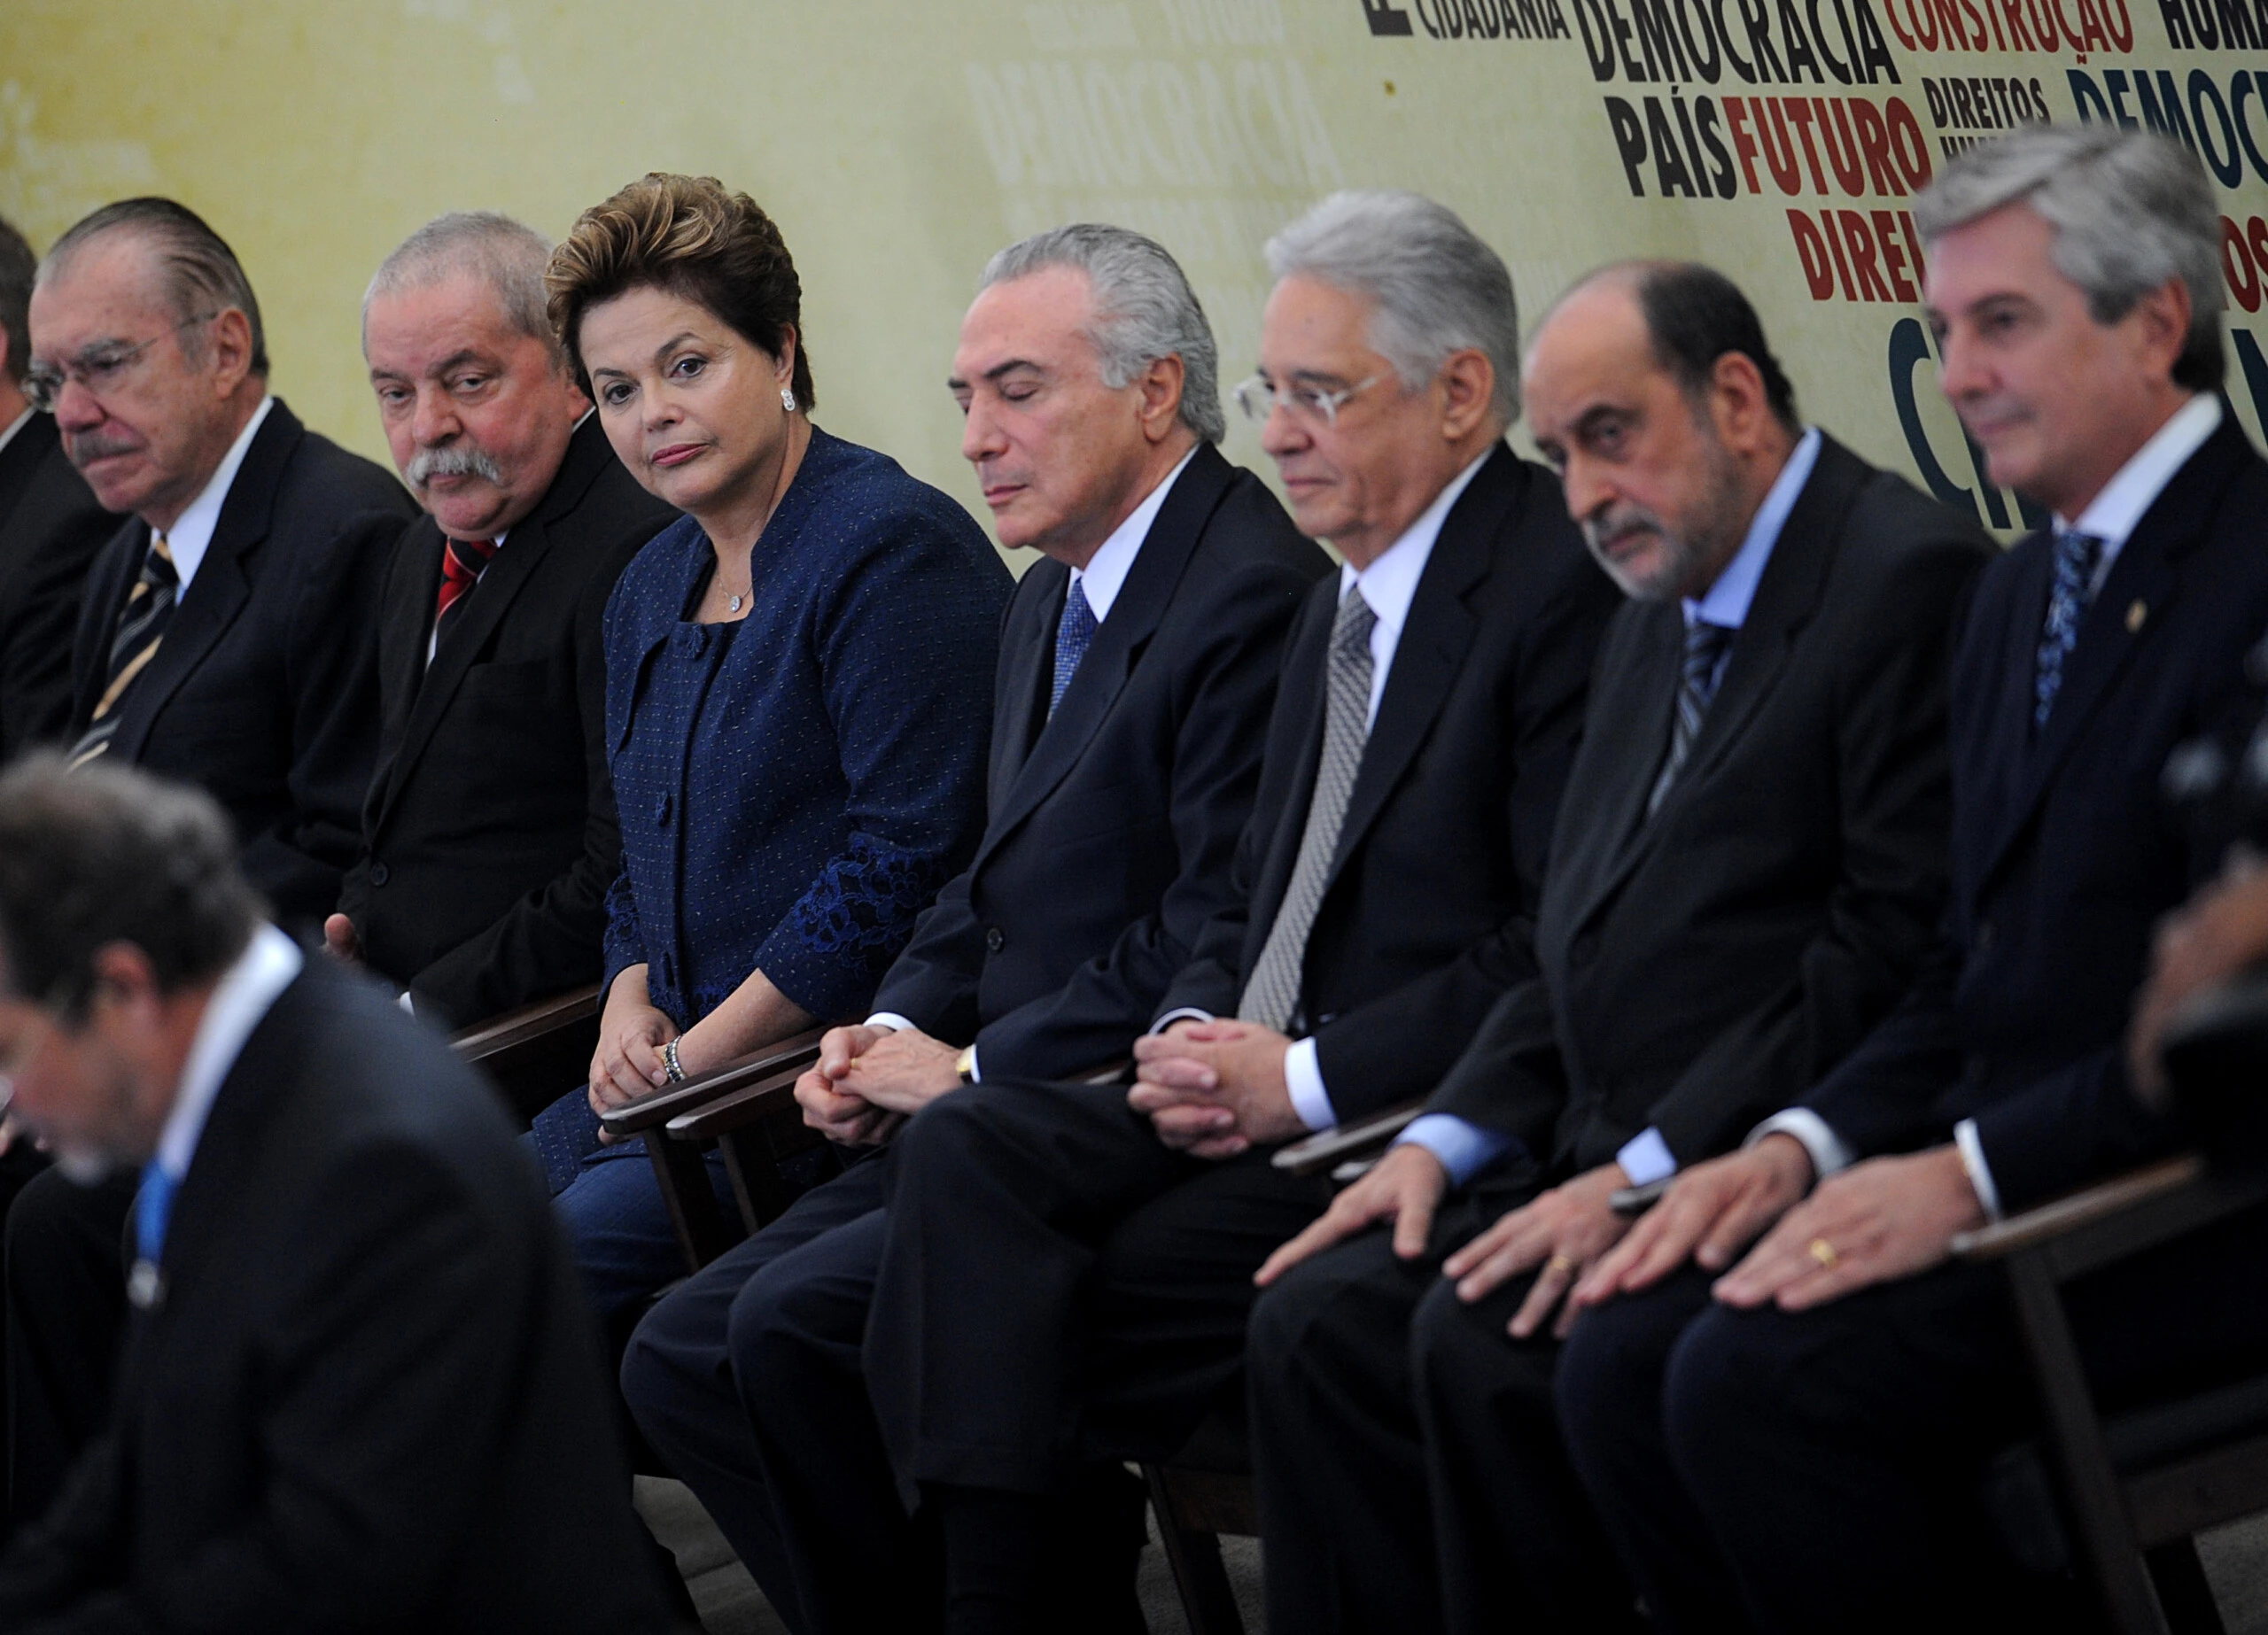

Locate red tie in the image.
[434,535,501,633]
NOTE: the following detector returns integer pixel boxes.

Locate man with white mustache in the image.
[328,212,673,1033]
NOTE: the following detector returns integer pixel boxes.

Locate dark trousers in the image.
[625,1153,911,1635]
[4,1166,135,1534]
[1555,1205,2268,1635]
[864,1078,1326,1503]
[1247,1166,1640,1635]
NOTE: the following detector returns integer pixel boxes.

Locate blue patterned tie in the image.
[136,1164,179,1263]
[2033,528,2103,732]
[1649,618,1736,817]
[1048,577,1098,719]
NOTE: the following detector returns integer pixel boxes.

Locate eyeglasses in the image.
[24,312,216,414]
[1232,372,1385,430]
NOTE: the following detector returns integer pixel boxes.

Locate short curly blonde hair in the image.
[545,172,815,408]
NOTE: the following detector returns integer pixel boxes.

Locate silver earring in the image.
[781,388,797,413]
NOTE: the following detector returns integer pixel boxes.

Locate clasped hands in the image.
[1128,1019,1308,1159]
[795,1024,968,1146]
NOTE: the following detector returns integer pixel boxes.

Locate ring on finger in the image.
[1545,1252,1578,1276]
[1808,1237,1839,1270]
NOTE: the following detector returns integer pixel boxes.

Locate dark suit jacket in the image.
[870,445,1326,1079]
[70,401,412,925]
[1803,407,2268,1213]
[1430,437,1992,1174]
[0,414,116,760]
[337,417,674,1028]
[1155,444,1622,1122]
[0,959,669,1634]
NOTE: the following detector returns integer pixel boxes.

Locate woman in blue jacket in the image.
[530,172,1008,1329]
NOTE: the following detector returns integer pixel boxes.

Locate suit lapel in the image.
[1976,413,2249,885]
[1550,603,1682,939]
[0,414,55,528]
[111,405,307,763]
[976,446,1232,864]
[1247,580,1338,942]
[989,567,1058,818]
[1317,446,1511,895]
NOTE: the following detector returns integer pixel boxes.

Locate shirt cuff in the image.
[397,989,415,1015]
[1953,1117,2003,1221]
[1283,1035,1335,1131]
[1615,1127,1679,1187]
[1151,1007,1215,1034]
[1747,1109,1856,1182]
[1397,1115,1517,1189]
[864,1012,914,1034]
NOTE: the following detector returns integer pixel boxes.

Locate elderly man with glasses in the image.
[5,196,408,1544]
[804,190,1622,1631]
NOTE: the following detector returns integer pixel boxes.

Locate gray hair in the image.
[42,198,268,377]
[1265,190,1521,426]
[980,223,1225,445]
[365,211,559,360]
[1914,125,2223,391]
[0,214,34,387]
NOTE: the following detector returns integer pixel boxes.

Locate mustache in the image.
[405,444,505,489]
[64,432,140,466]
[1582,502,1673,554]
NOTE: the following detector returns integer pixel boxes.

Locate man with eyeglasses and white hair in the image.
[7,197,408,1539]
[838,190,1620,1631]
[1555,126,2268,1635]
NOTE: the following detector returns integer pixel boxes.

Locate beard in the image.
[406,443,506,491]
[1581,437,1751,603]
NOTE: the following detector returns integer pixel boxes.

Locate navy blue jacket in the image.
[870,443,1327,1078]
[600,428,1010,1029]
[1804,405,2268,1212]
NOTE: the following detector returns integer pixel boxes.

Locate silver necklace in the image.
[726,593,744,613]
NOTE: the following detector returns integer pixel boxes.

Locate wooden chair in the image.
[1953,1153,2268,1633]
[449,983,602,1125]
[1135,1097,1427,1635]
[594,1029,832,1272]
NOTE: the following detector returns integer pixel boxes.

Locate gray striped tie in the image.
[1647,618,1735,818]
[1238,589,1377,1034]
[68,531,178,770]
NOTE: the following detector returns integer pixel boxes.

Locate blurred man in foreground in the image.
[0,755,669,1631]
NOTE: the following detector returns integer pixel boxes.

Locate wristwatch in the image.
[954,1044,978,1084]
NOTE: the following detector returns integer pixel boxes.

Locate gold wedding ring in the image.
[1545,1253,1578,1276]
[1808,1237,1839,1270]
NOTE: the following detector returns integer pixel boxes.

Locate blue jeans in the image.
[526,1088,733,1337]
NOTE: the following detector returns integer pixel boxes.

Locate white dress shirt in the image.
[159,395,273,595]
[152,922,304,1188]
[1753,395,2220,1217]
[864,448,1200,1073]
[0,405,34,460]
[1402,431,1823,1189]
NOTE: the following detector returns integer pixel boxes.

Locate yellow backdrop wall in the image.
[5,0,2265,554]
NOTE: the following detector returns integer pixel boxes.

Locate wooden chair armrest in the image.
[665,1065,810,1141]
[449,983,602,1064]
[596,1028,829,1140]
[1274,1099,1425,1178]
[1949,1152,2268,1282]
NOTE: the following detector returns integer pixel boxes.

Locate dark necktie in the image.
[2033,527,2103,732]
[1648,618,1736,817]
[1239,589,1378,1034]
[67,531,179,769]
[1048,577,1098,719]
[433,535,501,652]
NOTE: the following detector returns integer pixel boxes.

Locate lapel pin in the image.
[2126,600,2148,633]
